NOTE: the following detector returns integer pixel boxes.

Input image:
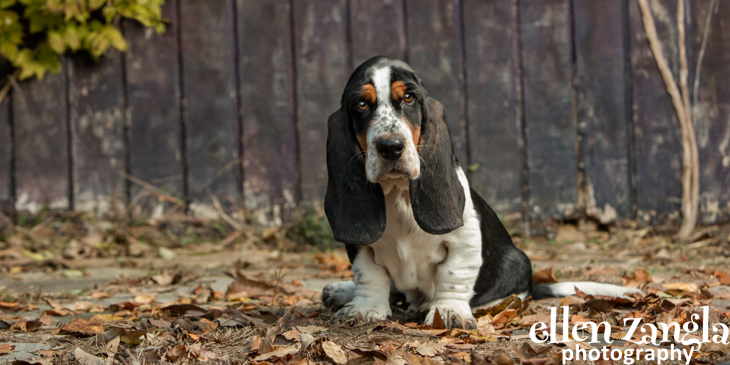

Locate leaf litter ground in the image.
[1,213,730,364]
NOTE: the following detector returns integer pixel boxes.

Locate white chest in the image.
[370,179,449,297]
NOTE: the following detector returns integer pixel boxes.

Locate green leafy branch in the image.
[0,0,166,81]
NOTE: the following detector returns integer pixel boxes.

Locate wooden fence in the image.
[0,0,728,227]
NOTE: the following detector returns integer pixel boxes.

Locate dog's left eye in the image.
[403,93,414,104]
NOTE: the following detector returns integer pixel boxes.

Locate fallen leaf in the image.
[152,272,173,286]
[38,313,51,326]
[61,318,105,336]
[662,282,698,293]
[622,269,652,289]
[73,347,104,365]
[322,341,348,364]
[519,314,550,327]
[532,268,558,284]
[253,344,300,361]
[474,294,522,317]
[0,344,15,354]
[314,253,351,272]
[37,350,64,358]
[713,271,730,285]
[132,294,156,305]
[492,309,518,327]
[91,292,111,300]
[0,302,20,310]
[491,350,514,365]
[431,308,445,330]
[415,342,447,357]
[165,345,187,362]
[120,331,146,346]
[581,299,615,314]
[105,336,120,357]
[297,325,325,335]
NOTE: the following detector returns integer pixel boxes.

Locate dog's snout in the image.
[376,138,405,161]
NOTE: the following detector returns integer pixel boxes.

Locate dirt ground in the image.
[1,212,729,364]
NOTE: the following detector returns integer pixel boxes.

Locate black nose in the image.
[376,138,405,161]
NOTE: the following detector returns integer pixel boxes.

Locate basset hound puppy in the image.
[322,56,640,329]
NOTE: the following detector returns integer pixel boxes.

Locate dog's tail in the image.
[532,282,642,300]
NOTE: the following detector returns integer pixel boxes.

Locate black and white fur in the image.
[323,56,640,329]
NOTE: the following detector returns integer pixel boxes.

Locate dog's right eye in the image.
[357,101,368,111]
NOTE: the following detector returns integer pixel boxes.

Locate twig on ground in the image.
[120,172,181,204]
[210,194,243,231]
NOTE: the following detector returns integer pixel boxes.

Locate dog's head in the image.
[325,56,465,245]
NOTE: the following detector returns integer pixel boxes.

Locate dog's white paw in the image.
[322,281,356,310]
[334,297,391,323]
[424,299,476,329]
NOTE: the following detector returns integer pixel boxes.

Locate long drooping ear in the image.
[324,109,386,245]
[409,97,465,234]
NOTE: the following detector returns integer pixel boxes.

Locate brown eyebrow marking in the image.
[391,81,407,100]
[359,84,377,104]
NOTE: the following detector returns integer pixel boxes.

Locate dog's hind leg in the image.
[322,281,356,310]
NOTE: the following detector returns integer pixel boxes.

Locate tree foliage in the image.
[0,0,165,80]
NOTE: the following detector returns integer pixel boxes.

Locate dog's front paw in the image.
[322,281,356,310]
[424,300,476,329]
[334,298,391,323]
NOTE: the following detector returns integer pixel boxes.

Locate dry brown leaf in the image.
[662,282,698,293]
[322,341,348,364]
[250,335,263,352]
[105,336,120,357]
[73,347,104,365]
[314,253,351,272]
[0,302,20,309]
[431,308,445,329]
[61,318,105,336]
[152,272,173,286]
[37,350,65,358]
[297,325,325,335]
[532,268,557,284]
[518,314,550,327]
[622,269,652,289]
[165,345,187,361]
[713,271,730,285]
[491,349,514,365]
[0,343,15,355]
[132,294,156,305]
[253,344,300,362]
[38,313,51,326]
[492,309,518,327]
[415,342,447,357]
[91,292,111,299]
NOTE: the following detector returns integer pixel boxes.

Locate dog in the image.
[322,56,640,329]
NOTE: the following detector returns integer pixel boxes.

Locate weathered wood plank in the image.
[405,0,467,164]
[689,0,730,223]
[520,0,578,220]
[628,0,682,223]
[68,53,126,213]
[294,0,349,203]
[123,0,184,213]
[179,0,240,213]
[0,62,11,213]
[462,0,523,215]
[237,0,297,224]
[13,71,70,213]
[349,0,407,67]
[573,0,633,223]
